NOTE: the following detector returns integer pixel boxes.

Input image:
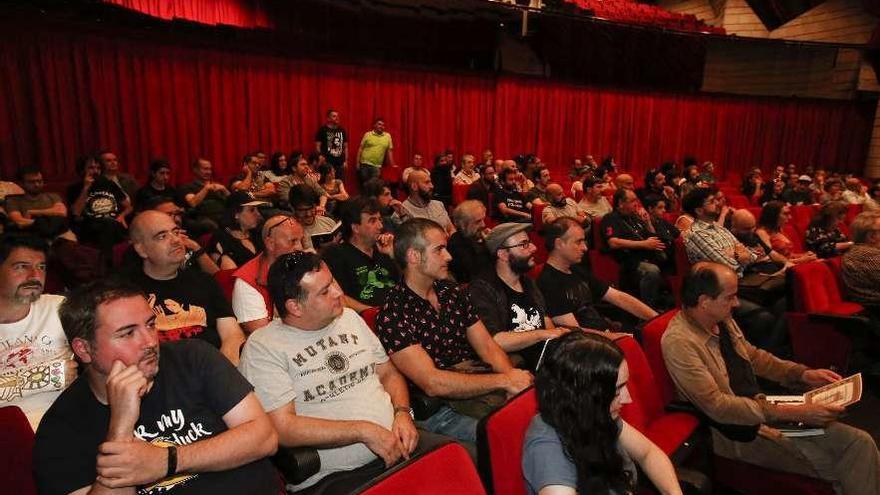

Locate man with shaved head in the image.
[729,208,790,270]
[663,262,880,495]
[448,200,492,283]
[232,214,306,333]
[614,173,635,191]
[541,183,590,226]
[128,210,246,363]
[395,170,454,233]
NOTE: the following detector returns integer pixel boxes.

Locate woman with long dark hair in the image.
[756,201,815,264]
[523,332,681,495]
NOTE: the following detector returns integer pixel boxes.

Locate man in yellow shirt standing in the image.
[357,117,396,187]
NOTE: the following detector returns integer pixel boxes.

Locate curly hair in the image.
[535,331,633,494]
[757,201,785,233]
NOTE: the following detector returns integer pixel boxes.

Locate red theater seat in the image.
[359,441,485,495]
[452,182,471,206]
[789,261,863,316]
[213,268,236,303]
[477,388,537,495]
[360,306,380,332]
[0,406,37,495]
[590,215,621,285]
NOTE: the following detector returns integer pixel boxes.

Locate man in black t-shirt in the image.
[129,210,246,364]
[466,163,499,212]
[179,158,230,237]
[135,158,179,210]
[494,168,532,223]
[600,188,667,309]
[469,223,567,369]
[66,155,131,256]
[448,200,492,283]
[539,217,658,332]
[325,197,399,313]
[33,279,278,495]
[315,109,348,179]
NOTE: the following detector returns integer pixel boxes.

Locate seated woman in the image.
[805,201,854,258]
[756,201,815,264]
[208,191,265,270]
[317,163,349,218]
[523,332,682,495]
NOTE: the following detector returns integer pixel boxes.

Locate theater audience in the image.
[526,167,551,205]
[240,251,429,492]
[135,158,178,208]
[396,170,455,233]
[430,153,454,206]
[841,211,880,318]
[362,178,404,233]
[760,178,786,206]
[495,167,532,223]
[453,154,479,185]
[577,177,612,219]
[0,235,75,429]
[34,278,279,495]
[179,157,230,236]
[842,177,869,205]
[289,184,341,251]
[741,168,764,204]
[805,201,853,258]
[264,151,292,184]
[208,191,265,270]
[401,153,428,185]
[232,215,306,333]
[542,183,590,226]
[663,262,880,495]
[469,223,568,368]
[601,188,666,309]
[755,201,815,264]
[230,152,276,201]
[315,109,349,179]
[820,178,845,204]
[5,166,68,238]
[277,152,328,213]
[538,217,657,333]
[324,197,399,313]
[128,210,246,364]
[782,175,813,205]
[97,150,139,200]
[524,332,681,495]
[729,209,789,271]
[448,200,492,284]
[375,218,532,443]
[643,194,679,265]
[137,196,219,275]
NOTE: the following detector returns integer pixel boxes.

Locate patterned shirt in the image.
[685,219,756,277]
[804,225,848,259]
[841,244,880,306]
[376,280,479,369]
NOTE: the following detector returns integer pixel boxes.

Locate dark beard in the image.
[509,254,533,274]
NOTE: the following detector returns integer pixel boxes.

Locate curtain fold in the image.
[101,0,272,28]
[0,25,873,190]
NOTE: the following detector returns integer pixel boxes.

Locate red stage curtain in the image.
[101,0,272,28]
[0,24,873,190]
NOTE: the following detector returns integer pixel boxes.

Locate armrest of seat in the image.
[272,446,321,485]
[677,466,712,495]
[807,313,873,335]
[665,401,699,415]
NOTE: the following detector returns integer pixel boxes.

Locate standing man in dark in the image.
[315,109,348,181]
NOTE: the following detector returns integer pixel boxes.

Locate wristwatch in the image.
[394,406,415,420]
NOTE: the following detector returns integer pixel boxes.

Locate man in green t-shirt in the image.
[356,118,396,186]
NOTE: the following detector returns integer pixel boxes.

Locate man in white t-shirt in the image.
[239,252,425,492]
[232,215,306,333]
[0,235,76,429]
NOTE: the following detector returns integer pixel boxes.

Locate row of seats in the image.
[564,0,726,34]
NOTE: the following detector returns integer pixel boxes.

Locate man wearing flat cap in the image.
[469,223,570,369]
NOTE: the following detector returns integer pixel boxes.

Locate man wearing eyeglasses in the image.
[127,210,247,364]
[468,223,570,369]
[232,215,306,334]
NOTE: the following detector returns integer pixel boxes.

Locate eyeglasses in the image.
[500,239,534,250]
[266,216,296,236]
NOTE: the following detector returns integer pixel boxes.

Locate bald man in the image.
[395,170,455,233]
[542,184,590,226]
[232,215,306,333]
[614,173,635,191]
[129,210,246,363]
[663,262,880,495]
[729,208,790,270]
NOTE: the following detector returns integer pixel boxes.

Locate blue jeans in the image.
[416,406,478,444]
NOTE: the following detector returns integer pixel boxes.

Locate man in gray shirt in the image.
[395,170,455,234]
[239,252,420,491]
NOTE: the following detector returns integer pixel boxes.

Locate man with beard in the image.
[127,211,247,364]
[376,219,532,445]
[395,170,455,234]
[448,200,492,283]
[97,150,140,201]
[465,163,499,212]
[33,278,279,495]
[66,154,131,257]
[0,235,76,429]
[494,168,532,223]
[541,183,590,226]
[314,109,349,180]
[469,224,569,369]
[6,166,68,238]
[179,158,230,236]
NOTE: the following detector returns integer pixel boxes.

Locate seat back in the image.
[213,269,236,303]
[452,183,471,206]
[616,336,664,432]
[641,310,681,406]
[781,223,804,254]
[531,203,547,233]
[476,388,537,495]
[790,204,817,236]
[359,441,485,495]
[361,307,380,333]
[0,406,37,495]
[590,215,620,284]
[789,261,840,313]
